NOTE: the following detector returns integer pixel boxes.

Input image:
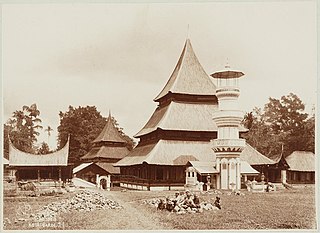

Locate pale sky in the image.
[2,2,317,149]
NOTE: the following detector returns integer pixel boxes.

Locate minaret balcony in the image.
[212,110,243,127]
[216,86,240,98]
[212,138,246,153]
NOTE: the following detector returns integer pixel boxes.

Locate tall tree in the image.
[3,124,12,159]
[242,107,284,157]
[243,93,314,158]
[4,104,43,154]
[57,105,135,165]
[299,114,315,153]
[110,116,135,150]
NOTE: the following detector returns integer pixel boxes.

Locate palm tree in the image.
[44,126,53,145]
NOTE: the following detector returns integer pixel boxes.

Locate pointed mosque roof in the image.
[135,101,247,138]
[154,39,216,101]
[93,112,127,143]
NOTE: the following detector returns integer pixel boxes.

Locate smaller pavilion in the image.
[8,137,71,183]
[267,151,315,184]
[74,113,130,189]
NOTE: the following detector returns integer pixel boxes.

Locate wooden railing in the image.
[119,175,185,186]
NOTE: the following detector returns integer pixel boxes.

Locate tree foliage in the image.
[110,117,135,151]
[37,142,51,154]
[3,104,43,155]
[242,93,314,158]
[57,105,135,165]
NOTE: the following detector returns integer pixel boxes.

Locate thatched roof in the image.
[187,160,258,175]
[240,143,276,165]
[267,153,282,163]
[135,102,218,137]
[154,39,216,101]
[96,162,120,174]
[116,140,273,167]
[73,162,93,174]
[72,162,119,175]
[81,146,130,161]
[135,101,247,137]
[189,161,218,174]
[9,138,69,166]
[93,113,126,143]
[174,155,198,166]
[115,140,214,166]
[3,157,9,165]
[285,151,315,172]
[240,160,259,175]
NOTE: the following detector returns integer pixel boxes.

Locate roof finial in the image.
[108,109,111,119]
[225,57,230,69]
[187,24,190,39]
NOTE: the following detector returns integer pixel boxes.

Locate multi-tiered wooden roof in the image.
[81,113,129,174]
[116,39,272,168]
[117,39,219,167]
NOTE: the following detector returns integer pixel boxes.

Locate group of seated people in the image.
[157,190,221,212]
[157,190,200,211]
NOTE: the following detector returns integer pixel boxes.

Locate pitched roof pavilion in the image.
[285,151,315,172]
[81,112,129,161]
[9,137,69,166]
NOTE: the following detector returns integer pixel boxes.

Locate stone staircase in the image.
[72,177,97,189]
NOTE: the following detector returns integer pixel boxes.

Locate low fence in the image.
[119,175,185,190]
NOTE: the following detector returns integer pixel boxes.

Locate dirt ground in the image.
[2,186,317,230]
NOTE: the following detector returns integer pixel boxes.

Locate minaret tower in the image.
[210,63,246,190]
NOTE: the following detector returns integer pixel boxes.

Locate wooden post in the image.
[96,174,100,189]
[281,170,287,184]
[37,169,41,182]
[58,167,62,186]
[107,175,111,191]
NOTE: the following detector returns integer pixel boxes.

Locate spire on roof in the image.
[187,24,190,39]
[154,39,216,101]
[225,58,230,69]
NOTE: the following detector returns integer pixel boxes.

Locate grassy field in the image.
[3,186,317,230]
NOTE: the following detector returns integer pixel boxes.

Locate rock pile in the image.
[33,190,122,222]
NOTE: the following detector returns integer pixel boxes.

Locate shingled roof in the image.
[135,101,247,137]
[9,137,69,166]
[115,140,214,166]
[135,102,218,137]
[93,113,126,143]
[116,140,272,167]
[240,143,276,165]
[285,151,315,172]
[81,146,130,161]
[154,39,216,101]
